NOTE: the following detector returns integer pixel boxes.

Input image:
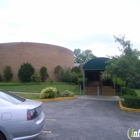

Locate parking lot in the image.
[35,98,140,140]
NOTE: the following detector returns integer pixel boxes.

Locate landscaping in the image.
[118,87,140,109]
[0,82,80,99]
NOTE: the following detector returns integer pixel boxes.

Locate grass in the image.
[15,93,39,99]
[0,82,80,95]
[0,82,81,99]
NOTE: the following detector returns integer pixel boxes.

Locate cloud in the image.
[0,0,140,56]
[65,34,121,56]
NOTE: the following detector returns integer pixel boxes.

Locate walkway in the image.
[12,91,121,101]
[77,95,121,101]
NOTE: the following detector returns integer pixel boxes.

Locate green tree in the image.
[54,65,63,81]
[71,72,79,84]
[106,35,140,88]
[3,66,13,82]
[0,74,3,82]
[18,62,35,82]
[74,49,82,63]
[71,66,81,73]
[74,49,96,63]
[61,68,72,83]
[40,66,49,82]
[61,68,79,84]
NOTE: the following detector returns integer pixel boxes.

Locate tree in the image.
[18,62,35,82]
[106,35,140,88]
[74,49,81,63]
[61,68,72,83]
[0,74,3,82]
[54,65,63,81]
[71,66,81,74]
[40,66,49,82]
[74,49,96,63]
[3,66,13,82]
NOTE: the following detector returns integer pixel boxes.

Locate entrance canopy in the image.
[83,57,109,70]
[82,57,111,95]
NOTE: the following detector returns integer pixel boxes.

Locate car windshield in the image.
[0,90,26,105]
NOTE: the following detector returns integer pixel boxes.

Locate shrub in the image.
[71,72,78,84]
[122,87,137,96]
[123,96,140,109]
[0,74,3,82]
[60,90,74,97]
[18,63,35,82]
[54,65,64,81]
[49,78,53,83]
[71,67,81,73]
[78,73,83,78]
[40,66,49,82]
[3,66,13,82]
[30,73,41,83]
[39,87,59,98]
[61,68,72,83]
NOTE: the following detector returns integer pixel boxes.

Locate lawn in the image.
[15,93,40,99]
[0,82,80,95]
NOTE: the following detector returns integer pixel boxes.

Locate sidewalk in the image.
[11,91,121,101]
[10,91,40,94]
[77,95,121,101]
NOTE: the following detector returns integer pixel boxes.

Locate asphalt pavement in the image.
[35,98,140,140]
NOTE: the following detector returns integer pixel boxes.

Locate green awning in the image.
[83,57,109,70]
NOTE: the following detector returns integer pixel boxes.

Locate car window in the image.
[0,90,26,105]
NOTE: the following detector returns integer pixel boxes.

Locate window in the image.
[0,90,26,105]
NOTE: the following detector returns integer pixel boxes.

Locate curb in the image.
[119,101,140,113]
[36,96,77,102]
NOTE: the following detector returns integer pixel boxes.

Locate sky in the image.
[0,0,140,57]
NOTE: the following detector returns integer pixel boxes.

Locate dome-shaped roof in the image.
[83,57,109,70]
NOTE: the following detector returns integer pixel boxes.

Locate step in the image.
[86,86,115,95]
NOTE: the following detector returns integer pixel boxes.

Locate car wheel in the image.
[0,132,6,140]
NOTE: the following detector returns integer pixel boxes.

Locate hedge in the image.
[123,95,140,109]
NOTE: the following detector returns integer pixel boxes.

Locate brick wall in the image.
[0,42,74,81]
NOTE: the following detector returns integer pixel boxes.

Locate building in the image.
[83,57,115,95]
[0,42,74,81]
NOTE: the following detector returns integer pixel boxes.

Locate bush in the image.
[54,65,64,81]
[71,67,81,73]
[49,78,53,83]
[122,87,137,96]
[40,66,49,82]
[30,73,41,83]
[39,87,59,98]
[18,63,35,82]
[60,90,74,97]
[123,96,140,109]
[78,73,83,78]
[0,74,3,82]
[71,72,78,84]
[3,66,13,82]
[61,68,72,83]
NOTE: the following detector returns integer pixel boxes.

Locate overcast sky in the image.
[0,0,140,57]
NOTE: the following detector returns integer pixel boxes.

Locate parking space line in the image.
[42,130,52,134]
[46,118,56,121]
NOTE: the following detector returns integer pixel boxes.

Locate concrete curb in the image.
[119,101,140,113]
[36,96,77,102]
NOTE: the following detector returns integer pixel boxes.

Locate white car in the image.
[0,90,45,140]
